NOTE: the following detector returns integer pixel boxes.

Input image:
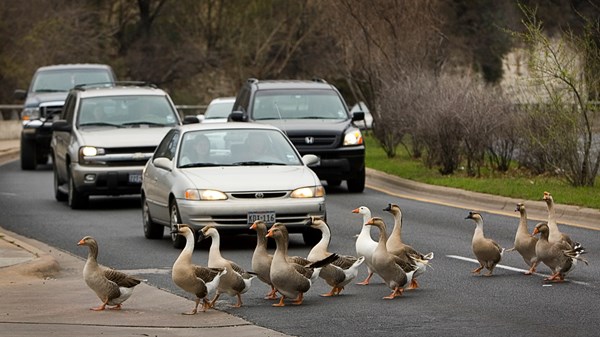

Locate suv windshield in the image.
[78,95,179,128]
[253,90,347,120]
[31,69,114,93]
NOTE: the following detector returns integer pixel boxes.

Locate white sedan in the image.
[141,122,326,248]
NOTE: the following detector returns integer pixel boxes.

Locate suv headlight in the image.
[343,128,363,146]
[21,107,40,120]
[79,146,106,164]
[291,186,325,198]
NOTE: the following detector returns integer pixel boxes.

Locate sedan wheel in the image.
[143,196,164,239]
[170,201,186,249]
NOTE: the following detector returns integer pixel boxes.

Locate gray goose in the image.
[199,225,256,308]
[510,203,539,275]
[77,236,141,311]
[266,223,338,306]
[383,203,433,288]
[465,212,504,276]
[250,220,313,300]
[352,206,378,285]
[306,216,365,296]
[365,217,415,299]
[532,222,587,282]
[171,225,226,314]
[543,191,575,247]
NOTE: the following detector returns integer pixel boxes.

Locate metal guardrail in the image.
[0,104,207,120]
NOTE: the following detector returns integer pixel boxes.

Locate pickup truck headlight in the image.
[21,107,40,120]
[343,128,363,146]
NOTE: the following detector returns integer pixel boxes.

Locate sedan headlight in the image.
[343,128,363,146]
[185,189,228,201]
[290,186,325,198]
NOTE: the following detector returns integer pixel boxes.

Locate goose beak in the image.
[170,224,181,235]
[266,228,274,238]
[351,208,359,213]
[304,218,314,227]
[77,239,85,246]
[532,228,539,235]
[383,203,392,212]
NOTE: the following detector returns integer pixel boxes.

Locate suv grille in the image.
[289,135,338,148]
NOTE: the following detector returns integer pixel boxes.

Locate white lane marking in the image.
[446,254,590,286]
[119,268,171,275]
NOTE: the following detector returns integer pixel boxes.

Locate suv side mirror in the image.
[52,120,72,132]
[352,111,365,122]
[228,110,247,122]
[14,89,27,100]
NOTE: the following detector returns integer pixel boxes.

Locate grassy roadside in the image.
[364,134,600,210]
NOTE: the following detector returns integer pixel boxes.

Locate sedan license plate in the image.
[247,211,276,225]
[128,174,142,184]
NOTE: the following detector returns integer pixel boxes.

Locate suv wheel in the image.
[53,159,67,202]
[68,171,88,209]
[347,168,366,193]
[143,195,164,239]
[20,137,37,170]
[170,200,186,249]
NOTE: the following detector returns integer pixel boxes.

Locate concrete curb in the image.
[366,168,600,231]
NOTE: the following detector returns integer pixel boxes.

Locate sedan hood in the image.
[182,165,320,192]
[79,127,172,148]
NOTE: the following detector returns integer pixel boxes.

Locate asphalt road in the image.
[1,160,599,337]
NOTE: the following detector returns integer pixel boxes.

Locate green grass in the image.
[364,134,600,209]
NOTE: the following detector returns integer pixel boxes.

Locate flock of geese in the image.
[76,191,588,313]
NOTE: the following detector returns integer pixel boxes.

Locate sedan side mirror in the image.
[153,157,173,171]
[302,154,320,166]
[352,111,365,121]
[228,110,247,122]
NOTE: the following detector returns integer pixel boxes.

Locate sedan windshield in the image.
[178,129,302,167]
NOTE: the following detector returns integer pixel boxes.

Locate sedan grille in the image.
[230,192,287,199]
[212,213,310,226]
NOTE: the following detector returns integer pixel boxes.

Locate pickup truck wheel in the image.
[170,201,186,249]
[143,196,164,239]
[20,138,37,170]
[53,160,67,201]
[68,171,88,209]
[347,168,365,193]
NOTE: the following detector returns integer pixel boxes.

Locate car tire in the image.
[20,137,37,170]
[347,168,365,193]
[68,170,88,209]
[303,227,322,246]
[53,159,67,202]
[170,200,186,249]
[143,195,164,239]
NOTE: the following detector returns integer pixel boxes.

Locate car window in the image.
[31,69,113,92]
[177,129,302,168]
[253,90,347,120]
[77,95,178,127]
[155,130,180,160]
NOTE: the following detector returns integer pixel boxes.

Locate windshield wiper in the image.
[79,122,123,128]
[179,162,222,168]
[232,161,286,166]
[121,121,169,127]
[34,89,67,93]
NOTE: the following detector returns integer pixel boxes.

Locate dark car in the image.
[229,78,366,192]
[14,64,116,170]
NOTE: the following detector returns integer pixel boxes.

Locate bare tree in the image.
[511,5,600,186]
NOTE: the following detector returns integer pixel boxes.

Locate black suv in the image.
[230,78,366,192]
[14,64,116,170]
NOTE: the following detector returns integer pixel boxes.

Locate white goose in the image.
[199,225,256,308]
[77,236,141,311]
[352,206,378,285]
[306,216,365,296]
[171,224,227,314]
